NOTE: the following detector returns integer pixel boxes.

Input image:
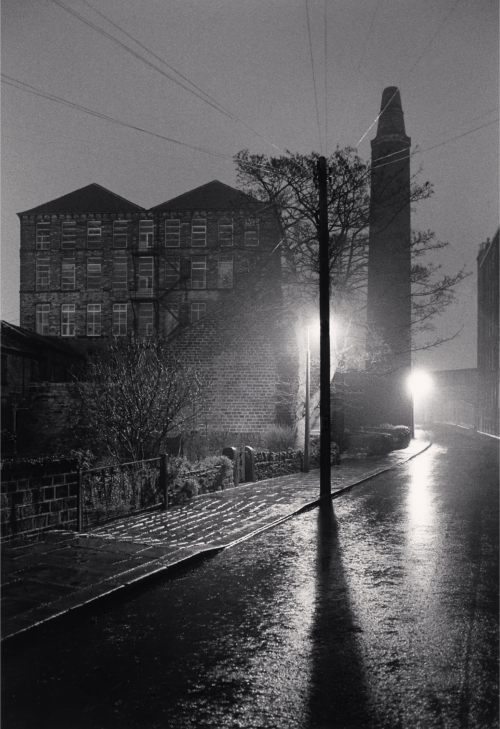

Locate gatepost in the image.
[245,446,256,482]
[222,446,242,487]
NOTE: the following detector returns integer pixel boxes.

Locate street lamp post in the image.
[304,327,311,472]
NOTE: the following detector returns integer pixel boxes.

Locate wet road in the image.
[3,425,498,728]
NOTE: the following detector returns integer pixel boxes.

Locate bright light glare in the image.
[407,370,433,397]
[306,321,321,347]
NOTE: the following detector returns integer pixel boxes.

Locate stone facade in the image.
[17,180,298,451]
[1,458,78,539]
[477,230,499,436]
[1,322,84,457]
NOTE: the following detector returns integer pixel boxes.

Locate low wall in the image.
[1,459,78,539]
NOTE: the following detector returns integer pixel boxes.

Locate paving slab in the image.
[1,431,430,641]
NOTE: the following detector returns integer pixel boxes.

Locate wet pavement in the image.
[1,432,430,642]
[2,424,498,729]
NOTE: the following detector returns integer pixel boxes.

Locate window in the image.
[165,219,180,247]
[191,256,206,289]
[87,304,101,337]
[87,259,102,289]
[113,256,127,289]
[36,259,50,290]
[139,220,154,249]
[61,259,76,290]
[218,218,233,246]
[62,221,76,249]
[218,255,233,288]
[36,304,50,335]
[36,222,50,250]
[165,303,179,335]
[113,304,127,336]
[138,257,154,295]
[191,303,206,324]
[61,304,75,336]
[165,257,180,289]
[138,303,154,336]
[87,221,102,247]
[191,218,206,247]
[113,220,128,248]
[245,218,259,246]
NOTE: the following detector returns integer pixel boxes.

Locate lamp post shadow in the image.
[307,500,372,728]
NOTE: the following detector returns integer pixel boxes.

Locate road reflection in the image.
[404,447,441,588]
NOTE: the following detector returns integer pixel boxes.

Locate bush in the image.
[344,432,394,457]
[374,424,411,449]
[264,425,297,452]
[166,454,234,505]
[392,425,411,448]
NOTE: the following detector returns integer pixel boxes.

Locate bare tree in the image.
[76,335,208,462]
[234,148,469,435]
[234,147,469,351]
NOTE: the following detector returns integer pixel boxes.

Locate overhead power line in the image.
[356,0,462,147]
[50,0,232,120]
[2,74,304,178]
[418,118,499,154]
[80,0,233,117]
[356,0,384,73]
[405,0,462,77]
[3,73,496,183]
[2,74,233,161]
[49,0,281,153]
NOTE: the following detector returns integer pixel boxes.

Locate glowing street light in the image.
[407,370,433,398]
[407,370,433,437]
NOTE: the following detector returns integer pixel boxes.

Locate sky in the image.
[2,0,498,371]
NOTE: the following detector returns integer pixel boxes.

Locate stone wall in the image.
[18,383,86,457]
[1,458,78,539]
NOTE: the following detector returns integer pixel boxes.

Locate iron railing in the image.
[76,454,167,531]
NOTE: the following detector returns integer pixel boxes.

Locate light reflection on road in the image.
[404,446,441,591]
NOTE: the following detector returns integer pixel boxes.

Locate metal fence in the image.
[76,455,167,531]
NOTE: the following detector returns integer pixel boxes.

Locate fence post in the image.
[76,467,82,532]
[160,454,168,511]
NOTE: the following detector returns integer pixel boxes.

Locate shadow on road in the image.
[307,499,372,728]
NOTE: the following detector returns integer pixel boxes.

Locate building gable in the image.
[18,184,144,216]
[151,180,263,212]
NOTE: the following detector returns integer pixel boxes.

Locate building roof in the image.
[151,180,264,212]
[1,321,84,361]
[18,183,145,216]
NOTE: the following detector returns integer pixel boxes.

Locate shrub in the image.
[374,424,411,449]
[166,454,234,505]
[344,432,394,456]
[264,425,297,452]
[392,425,411,448]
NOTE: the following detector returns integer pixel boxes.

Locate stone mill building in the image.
[14,180,298,453]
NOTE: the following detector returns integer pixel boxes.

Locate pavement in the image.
[1,430,430,642]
